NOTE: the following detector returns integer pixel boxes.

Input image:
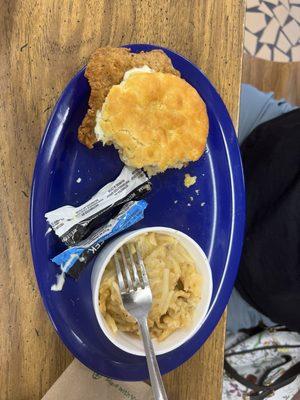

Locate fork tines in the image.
[114,243,149,294]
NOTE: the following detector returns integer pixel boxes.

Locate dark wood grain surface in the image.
[0,1,244,399]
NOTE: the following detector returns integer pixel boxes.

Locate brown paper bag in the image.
[42,359,153,400]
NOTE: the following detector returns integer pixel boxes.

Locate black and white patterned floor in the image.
[245,0,300,61]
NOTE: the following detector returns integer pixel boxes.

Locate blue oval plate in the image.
[30,44,245,381]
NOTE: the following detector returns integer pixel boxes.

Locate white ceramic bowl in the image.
[91,227,213,356]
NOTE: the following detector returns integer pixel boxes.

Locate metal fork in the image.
[114,243,168,400]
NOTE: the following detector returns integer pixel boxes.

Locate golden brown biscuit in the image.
[99,72,209,175]
[78,47,179,148]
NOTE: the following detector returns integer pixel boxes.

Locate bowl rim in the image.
[92,226,213,356]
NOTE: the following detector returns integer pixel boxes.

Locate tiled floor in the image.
[245,0,300,61]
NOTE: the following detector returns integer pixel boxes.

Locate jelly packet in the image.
[45,167,150,246]
[51,200,147,280]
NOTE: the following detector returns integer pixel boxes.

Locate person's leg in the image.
[227,288,274,334]
[238,84,297,144]
[227,84,297,334]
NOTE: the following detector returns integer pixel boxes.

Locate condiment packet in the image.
[45,167,150,246]
[51,200,147,280]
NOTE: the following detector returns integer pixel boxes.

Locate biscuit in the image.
[99,71,209,175]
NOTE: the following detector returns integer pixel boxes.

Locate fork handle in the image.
[138,318,168,400]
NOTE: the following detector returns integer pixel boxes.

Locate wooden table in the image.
[242,54,300,106]
[0,1,244,399]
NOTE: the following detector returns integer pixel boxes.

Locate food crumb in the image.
[174,200,178,204]
[184,174,197,188]
[76,177,82,183]
[195,189,200,195]
[190,196,194,201]
[201,202,206,207]
[187,203,191,207]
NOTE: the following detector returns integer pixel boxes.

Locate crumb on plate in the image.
[184,173,197,188]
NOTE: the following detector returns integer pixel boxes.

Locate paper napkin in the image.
[42,358,153,400]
